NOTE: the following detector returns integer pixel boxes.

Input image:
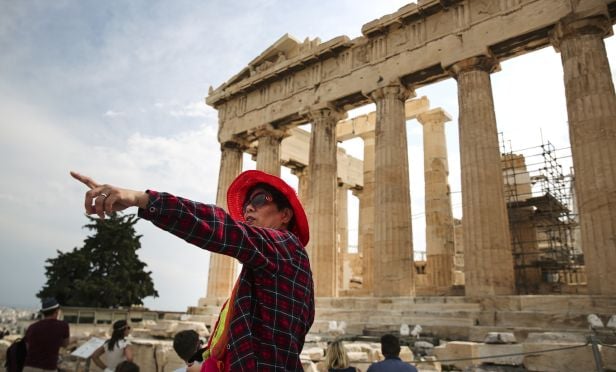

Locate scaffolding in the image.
[500,134,584,294]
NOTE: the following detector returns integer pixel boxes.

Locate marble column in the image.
[417,108,455,292]
[357,132,375,294]
[256,129,285,176]
[551,16,616,295]
[370,83,415,297]
[203,141,244,304]
[337,183,349,291]
[290,165,310,206]
[306,107,346,297]
[449,56,515,296]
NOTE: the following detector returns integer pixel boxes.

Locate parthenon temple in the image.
[193,0,616,358]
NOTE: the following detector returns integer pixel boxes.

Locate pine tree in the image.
[38,213,158,307]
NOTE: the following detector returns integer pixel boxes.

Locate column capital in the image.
[302,105,347,124]
[220,138,249,152]
[447,55,500,78]
[367,82,415,103]
[289,163,307,176]
[550,15,613,52]
[253,124,288,141]
[417,108,453,126]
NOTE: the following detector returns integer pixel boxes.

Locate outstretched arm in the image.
[70,171,149,219]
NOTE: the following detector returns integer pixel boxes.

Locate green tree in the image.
[38,213,158,307]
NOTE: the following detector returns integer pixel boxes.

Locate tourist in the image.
[23,297,70,372]
[115,360,140,372]
[366,334,417,372]
[173,330,205,372]
[325,340,361,372]
[91,320,134,372]
[71,169,314,371]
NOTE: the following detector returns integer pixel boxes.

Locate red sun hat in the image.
[227,170,309,246]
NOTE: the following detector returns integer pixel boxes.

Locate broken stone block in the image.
[173,320,210,337]
[147,320,178,338]
[400,345,414,362]
[414,340,435,356]
[432,341,479,370]
[154,342,185,372]
[302,360,318,372]
[484,332,516,344]
[347,351,369,363]
[477,343,524,365]
[301,346,325,361]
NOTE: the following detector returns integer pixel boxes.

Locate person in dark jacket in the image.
[23,298,70,372]
[366,334,417,372]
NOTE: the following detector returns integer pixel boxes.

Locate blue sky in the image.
[1,1,614,311]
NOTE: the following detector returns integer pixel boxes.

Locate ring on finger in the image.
[100,192,109,199]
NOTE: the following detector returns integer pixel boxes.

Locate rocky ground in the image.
[2,306,615,371]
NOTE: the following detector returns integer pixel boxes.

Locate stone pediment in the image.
[247,34,302,73]
[208,34,351,101]
[222,34,303,88]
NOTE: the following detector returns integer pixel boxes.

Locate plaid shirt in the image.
[138,191,315,371]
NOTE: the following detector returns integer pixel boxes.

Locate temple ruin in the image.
[194,0,616,367]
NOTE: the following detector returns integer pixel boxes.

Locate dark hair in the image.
[246,183,296,230]
[380,334,401,357]
[107,320,128,351]
[115,360,139,372]
[173,330,200,362]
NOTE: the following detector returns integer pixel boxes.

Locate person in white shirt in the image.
[92,320,134,372]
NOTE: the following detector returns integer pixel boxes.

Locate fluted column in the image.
[358,132,375,294]
[417,108,455,292]
[290,165,310,206]
[256,129,285,176]
[551,16,616,295]
[449,56,515,296]
[306,107,346,297]
[337,183,349,291]
[204,141,244,304]
[370,83,415,297]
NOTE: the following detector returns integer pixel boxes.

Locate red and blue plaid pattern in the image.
[139,191,315,371]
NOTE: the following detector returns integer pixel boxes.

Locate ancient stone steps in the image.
[309,295,616,342]
[476,310,592,329]
[467,325,589,342]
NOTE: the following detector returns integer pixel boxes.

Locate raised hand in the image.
[70,171,149,219]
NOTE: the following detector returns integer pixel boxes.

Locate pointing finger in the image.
[70,171,100,190]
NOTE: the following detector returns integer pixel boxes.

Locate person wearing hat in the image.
[23,297,70,372]
[71,170,314,371]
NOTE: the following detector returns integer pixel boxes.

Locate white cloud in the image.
[170,101,212,118]
[104,110,125,117]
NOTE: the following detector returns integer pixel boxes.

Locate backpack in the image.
[4,337,27,372]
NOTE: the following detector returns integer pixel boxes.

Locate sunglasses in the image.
[243,191,273,213]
